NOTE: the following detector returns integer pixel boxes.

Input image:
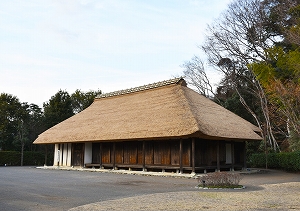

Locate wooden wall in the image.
[89,139,246,171]
[93,140,191,167]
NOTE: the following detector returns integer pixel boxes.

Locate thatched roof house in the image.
[34,78,261,173]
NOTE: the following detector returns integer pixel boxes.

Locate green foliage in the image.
[249,151,300,171]
[252,47,300,85]
[0,93,46,153]
[0,93,28,151]
[221,92,259,125]
[288,131,300,151]
[1,88,101,153]
[0,151,53,166]
[43,90,74,129]
[278,151,300,171]
[248,152,279,168]
[71,89,102,114]
[43,89,101,128]
[251,47,300,137]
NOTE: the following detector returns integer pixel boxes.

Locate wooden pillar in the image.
[243,141,247,169]
[44,145,48,166]
[231,141,235,171]
[216,141,220,172]
[191,138,195,173]
[179,139,183,174]
[122,142,124,164]
[99,143,102,168]
[136,142,138,165]
[112,142,116,170]
[142,141,146,171]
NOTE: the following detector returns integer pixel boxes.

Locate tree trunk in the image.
[21,142,24,166]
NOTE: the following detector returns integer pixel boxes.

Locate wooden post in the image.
[142,141,146,171]
[113,142,116,170]
[217,141,220,172]
[136,142,138,165]
[179,139,183,174]
[231,141,235,171]
[44,145,48,166]
[122,142,124,164]
[191,138,195,173]
[243,141,247,169]
[99,143,102,169]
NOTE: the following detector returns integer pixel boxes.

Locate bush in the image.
[278,151,300,171]
[197,172,243,188]
[0,151,53,166]
[0,151,20,166]
[249,151,300,171]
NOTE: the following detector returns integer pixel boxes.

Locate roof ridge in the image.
[97,77,184,99]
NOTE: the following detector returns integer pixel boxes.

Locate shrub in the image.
[197,172,243,188]
[0,151,53,166]
[249,151,300,171]
[278,151,300,171]
[0,151,20,166]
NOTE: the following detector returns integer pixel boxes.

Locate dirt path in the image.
[70,182,300,211]
[70,170,300,211]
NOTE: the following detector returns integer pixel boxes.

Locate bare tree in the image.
[182,56,215,98]
[202,0,281,150]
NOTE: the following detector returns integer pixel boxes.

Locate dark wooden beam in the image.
[99,143,102,169]
[122,142,124,164]
[191,138,195,173]
[179,139,183,173]
[113,142,116,170]
[81,143,85,168]
[70,144,73,167]
[231,141,235,171]
[136,142,138,165]
[217,141,220,171]
[243,141,247,169]
[142,141,146,171]
[44,145,48,166]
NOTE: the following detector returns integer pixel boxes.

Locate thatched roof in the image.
[34,78,261,144]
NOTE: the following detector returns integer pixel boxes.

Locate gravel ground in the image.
[69,170,300,211]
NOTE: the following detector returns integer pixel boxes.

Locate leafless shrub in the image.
[197,172,243,188]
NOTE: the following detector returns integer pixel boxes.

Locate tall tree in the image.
[43,90,74,129]
[71,89,102,114]
[27,103,45,149]
[199,0,299,150]
[0,93,24,151]
[182,56,215,98]
[248,0,300,150]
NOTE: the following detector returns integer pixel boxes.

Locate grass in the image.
[197,184,244,189]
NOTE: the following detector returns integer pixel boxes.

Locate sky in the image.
[0,0,232,107]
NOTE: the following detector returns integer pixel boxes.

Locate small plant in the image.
[197,172,243,189]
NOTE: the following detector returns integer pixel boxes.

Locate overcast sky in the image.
[0,0,231,106]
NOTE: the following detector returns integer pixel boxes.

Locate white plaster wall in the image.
[67,143,72,166]
[63,143,68,166]
[54,144,59,166]
[59,144,63,166]
[226,143,232,164]
[84,142,92,165]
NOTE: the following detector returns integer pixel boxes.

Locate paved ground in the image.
[0,166,299,211]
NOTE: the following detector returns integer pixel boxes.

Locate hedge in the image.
[249,151,300,171]
[0,151,53,166]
